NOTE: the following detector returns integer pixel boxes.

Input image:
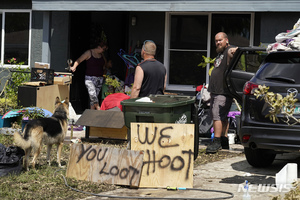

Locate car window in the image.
[257,62,300,84]
[235,51,267,73]
[255,52,300,84]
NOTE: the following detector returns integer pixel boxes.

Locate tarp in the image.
[2,108,52,119]
[100,93,130,111]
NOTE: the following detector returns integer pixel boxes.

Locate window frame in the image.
[164,12,255,92]
[0,9,32,68]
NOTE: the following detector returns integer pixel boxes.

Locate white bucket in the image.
[228,133,236,145]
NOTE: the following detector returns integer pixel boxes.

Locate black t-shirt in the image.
[208,46,232,95]
[139,59,166,97]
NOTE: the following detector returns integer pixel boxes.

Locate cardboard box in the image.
[34,62,50,69]
[54,72,72,85]
[54,76,72,85]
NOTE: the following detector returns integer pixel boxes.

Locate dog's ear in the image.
[64,97,69,106]
[55,97,61,105]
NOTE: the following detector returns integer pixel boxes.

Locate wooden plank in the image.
[66,144,144,187]
[75,110,125,128]
[131,123,194,188]
[89,126,127,140]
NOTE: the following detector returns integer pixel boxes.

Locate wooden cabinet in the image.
[18,84,69,113]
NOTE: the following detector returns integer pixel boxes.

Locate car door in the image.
[225,47,268,103]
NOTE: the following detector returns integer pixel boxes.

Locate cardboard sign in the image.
[66,144,144,187]
[34,62,50,69]
[131,123,194,188]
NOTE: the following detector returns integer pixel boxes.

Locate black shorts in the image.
[210,94,233,121]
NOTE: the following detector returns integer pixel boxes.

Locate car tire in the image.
[244,147,276,168]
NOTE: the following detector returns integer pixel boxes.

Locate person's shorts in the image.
[210,94,233,121]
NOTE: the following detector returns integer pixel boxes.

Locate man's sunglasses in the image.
[143,40,154,50]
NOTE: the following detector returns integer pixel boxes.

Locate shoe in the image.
[206,137,222,154]
[221,136,229,149]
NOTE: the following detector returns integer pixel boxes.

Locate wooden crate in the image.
[54,72,72,85]
[88,126,127,140]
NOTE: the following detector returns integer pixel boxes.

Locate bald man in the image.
[206,32,238,154]
[131,40,167,98]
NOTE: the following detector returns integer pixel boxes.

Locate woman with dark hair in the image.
[70,41,108,110]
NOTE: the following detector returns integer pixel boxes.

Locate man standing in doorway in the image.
[206,32,238,153]
[130,40,167,98]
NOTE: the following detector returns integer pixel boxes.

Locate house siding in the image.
[32,0,300,12]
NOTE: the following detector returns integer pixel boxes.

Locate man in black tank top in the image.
[131,40,167,98]
[206,32,238,153]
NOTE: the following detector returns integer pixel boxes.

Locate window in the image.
[210,14,251,59]
[169,15,208,86]
[166,13,253,91]
[236,50,267,73]
[1,11,31,66]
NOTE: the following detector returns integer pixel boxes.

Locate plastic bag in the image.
[198,108,213,136]
[0,143,24,177]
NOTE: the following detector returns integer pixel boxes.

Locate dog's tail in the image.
[14,131,31,150]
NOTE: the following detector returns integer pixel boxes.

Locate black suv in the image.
[226,47,300,167]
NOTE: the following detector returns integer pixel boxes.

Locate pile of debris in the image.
[267,18,300,53]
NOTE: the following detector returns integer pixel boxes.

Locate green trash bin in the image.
[121,94,199,158]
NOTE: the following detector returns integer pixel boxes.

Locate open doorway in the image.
[69,11,129,114]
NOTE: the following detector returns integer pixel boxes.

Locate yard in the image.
[0,131,244,200]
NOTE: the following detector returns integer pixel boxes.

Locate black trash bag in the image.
[0,143,25,177]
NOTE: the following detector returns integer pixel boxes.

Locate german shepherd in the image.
[14,97,69,171]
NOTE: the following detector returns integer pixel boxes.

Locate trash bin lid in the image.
[121,95,195,108]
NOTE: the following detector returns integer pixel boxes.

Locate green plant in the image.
[0,97,16,115]
[22,107,46,120]
[198,55,215,76]
[0,58,29,115]
[0,58,30,111]
[5,59,31,105]
[103,75,123,95]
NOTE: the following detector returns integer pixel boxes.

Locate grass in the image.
[0,134,119,200]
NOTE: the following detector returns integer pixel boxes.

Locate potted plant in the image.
[21,107,46,131]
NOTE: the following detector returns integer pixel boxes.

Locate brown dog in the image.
[14,97,69,171]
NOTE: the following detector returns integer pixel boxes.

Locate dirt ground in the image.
[65,130,299,200]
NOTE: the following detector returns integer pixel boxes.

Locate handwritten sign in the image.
[66,144,144,187]
[131,123,194,188]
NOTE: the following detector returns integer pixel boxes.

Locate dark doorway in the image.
[69,11,129,114]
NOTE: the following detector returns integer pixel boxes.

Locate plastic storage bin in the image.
[31,68,54,85]
[121,94,198,158]
[0,115,15,128]
[121,95,196,128]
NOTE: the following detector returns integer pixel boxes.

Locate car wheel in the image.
[244,147,276,168]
